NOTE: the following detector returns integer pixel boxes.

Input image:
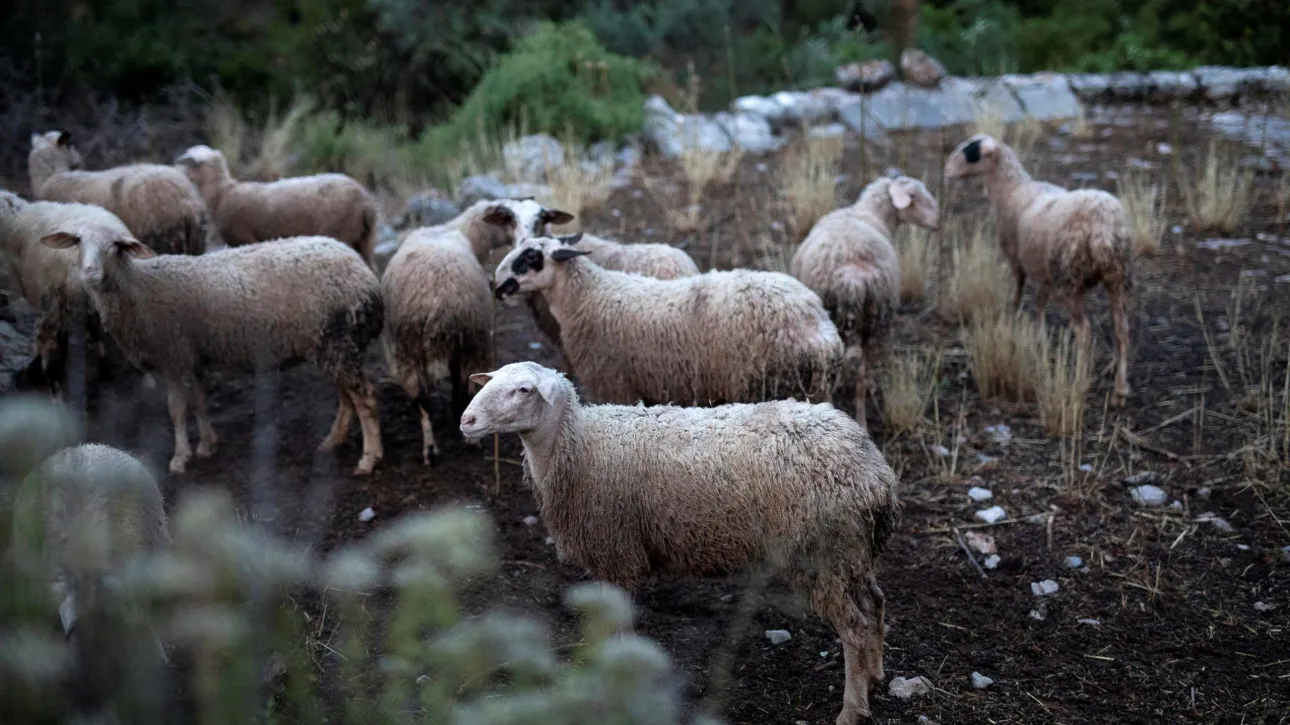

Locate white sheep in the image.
[39,227,385,475]
[493,237,844,406]
[175,144,379,266]
[460,361,898,725]
[28,131,211,256]
[0,190,130,390]
[944,133,1133,405]
[791,174,940,429]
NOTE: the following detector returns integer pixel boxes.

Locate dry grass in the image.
[247,96,316,181]
[782,133,844,242]
[1179,140,1254,234]
[896,226,933,303]
[1036,329,1093,437]
[970,104,1042,164]
[1068,105,1094,141]
[1118,169,1167,257]
[541,138,614,233]
[204,94,316,181]
[967,307,1044,402]
[882,349,940,434]
[646,143,743,234]
[938,222,1011,323]
[206,91,247,173]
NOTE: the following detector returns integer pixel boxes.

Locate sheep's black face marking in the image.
[558,232,583,245]
[962,139,982,163]
[510,248,545,276]
[494,278,520,299]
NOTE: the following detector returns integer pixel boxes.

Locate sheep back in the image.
[1015,188,1133,294]
[212,174,378,263]
[578,234,700,279]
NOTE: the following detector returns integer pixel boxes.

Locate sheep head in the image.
[40,224,155,288]
[888,176,940,231]
[491,237,590,307]
[473,199,575,251]
[28,130,82,184]
[174,144,232,191]
[943,134,1001,180]
[460,361,568,439]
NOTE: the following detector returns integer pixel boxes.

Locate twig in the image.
[1118,427,1192,468]
[921,512,1052,534]
[952,527,987,579]
[484,456,524,467]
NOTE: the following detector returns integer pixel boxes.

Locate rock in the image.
[1170,500,1184,511]
[807,123,848,139]
[984,423,1012,445]
[1029,602,1048,621]
[976,453,999,466]
[358,507,375,523]
[457,174,511,206]
[1077,618,1101,626]
[1195,66,1250,102]
[861,81,977,131]
[1066,73,1111,101]
[1031,579,1060,597]
[1004,73,1083,121]
[522,515,539,526]
[371,233,400,275]
[1078,463,1093,473]
[1122,471,1161,485]
[888,676,931,700]
[1281,545,1290,563]
[975,506,1007,524]
[769,89,842,127]
[965,531,996,556]
[983,554,1000,570]
[765,629,792,645]
[837,59,896,92]
[642,95,732,159]
[397,192,461,230]
[835,98,891,148]
[503,133,564,183]
[1063,555,1083,569]
[901,49,946,88]
[1250,65,1290,95]
[1209,112,1290,166]
[1130,485,1168,507]
[968,486,993,503]
[714,111,784,154]
[1146,70,1199,101]
[1108,72,1149,100]
[732,95,785,125]
[1197,513,1234,533]
[970,672,994,689]
[1254,601,1277,613]
[945,77,1025,124]
[930,444,950,457]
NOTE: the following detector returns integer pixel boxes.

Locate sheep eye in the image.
[518,386,532,394]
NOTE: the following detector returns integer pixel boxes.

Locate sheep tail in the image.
[827,264,892,350]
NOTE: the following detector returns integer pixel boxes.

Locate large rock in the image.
[1146,71,1200,101]
[456,174,552,207]
[396,191,462,230]
[714,112,784,153]
[732,95,787,127]
[769,90,837,126]
[1066,73,1112,100]
[502,133,565,183]
[859,81,977,131]
[1195,66,1250,102]
[837,59,896,92]
[1210,111,1290,165]
[1250,66,1290,96]
[642,95,732,158]
[1108,72,1149,100]
[1004,73,1083,120]
[946,77,1025,123]
[835,98,891,148]
[901,49,946,88]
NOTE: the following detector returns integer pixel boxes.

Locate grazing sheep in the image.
[493,237,844,406]
[522,230,701,349]
[460,361,898,725]
[791,174,940,429]
[381,224,495,465]
[944,133,1133,405]
[28,131,211,256]
[39,227,385,475]
[0,190,128,391]
[174,144,379,265]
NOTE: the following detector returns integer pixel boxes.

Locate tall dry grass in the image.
[645,142,743,234]
[881,349,940,433]
[782,133,844,242]
[967,307,1044,402]
[938,222,1012,323]
[1118,169,1167,257]
[896,227,933,304]
[970,104,1042,164]
[205,94,316,181]
[1179,140,1254,234]
[541,138,614,232]
[1036,329,1093,437]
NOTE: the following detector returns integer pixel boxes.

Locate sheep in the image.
[790,174,940,430]
[381,224,495,465]
[492,237,845,406]
[174,144,379,266]
[38,227,385,475]
[0,190,129,393]
[459,361,899,725]
[944,133,1133,405]
[521,229,701,349]
[28,131,211,256]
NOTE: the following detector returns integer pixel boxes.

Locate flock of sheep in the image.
[0,124,1138,724]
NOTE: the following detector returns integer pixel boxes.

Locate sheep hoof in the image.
[196,439,218,458]
[835,705,871,725]
[423,447,439,467]
[168,456,189,475]
[353,457,379,476]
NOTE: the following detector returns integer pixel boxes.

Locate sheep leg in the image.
[166,381,193,474]
[1064,294,1092,349]
[811,574,873,725]
[415,391,439,466]
[1108,282,1131,407]
[319,388,356,452]
[864,574,887,682]
[190,383,219,458]
[348,381,383,476]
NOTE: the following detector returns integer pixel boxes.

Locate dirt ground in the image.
[9,103,1290,724]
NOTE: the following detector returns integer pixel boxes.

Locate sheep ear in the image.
[174,152,196,167]
[30,132,42,148]
[888,181,912,210]
[558,232,583,245]
[540,208,575,225]
[469,372,494,387]
[536,375,562,405]
[481,205,516,227]
[116,239,156,259]
[550,248,591,262]
[56,131,72,148]
[40,232,80,249]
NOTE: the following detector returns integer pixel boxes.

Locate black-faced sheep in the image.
[460,361,898,725]
[944,133,1133,406]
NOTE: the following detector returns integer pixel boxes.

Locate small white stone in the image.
[1170,500,1183,510]
[1078,463,1093,472]
[1063,555,1084,569]
[528,341,543,350]
[1077,618,1101,626]
[970,672,994,689]
[820,651,829,657]
[930,444,951,457]
[984,424,1012,444]
[415,674,430,685]
[1254,601,1277,613]
[1203,516,1234,533]
[983,554,1001,570]
[1195,487,1212,501]
[888,676,931,700]
[1029,603,1048,621]
[358,507,376,523]
[1031,579,1060,597]
[1236,544,1250,551]
[976,454,998,465]
[1156,142,1173,154]
[975,506,1007,524]
[1130,485,1168,507]
[1123,471,1161,485]
[544,536,554,545]
[522,515,539,526]
[765,629,792,645]
[1171,225,1184,234]
[968,486,994,502]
